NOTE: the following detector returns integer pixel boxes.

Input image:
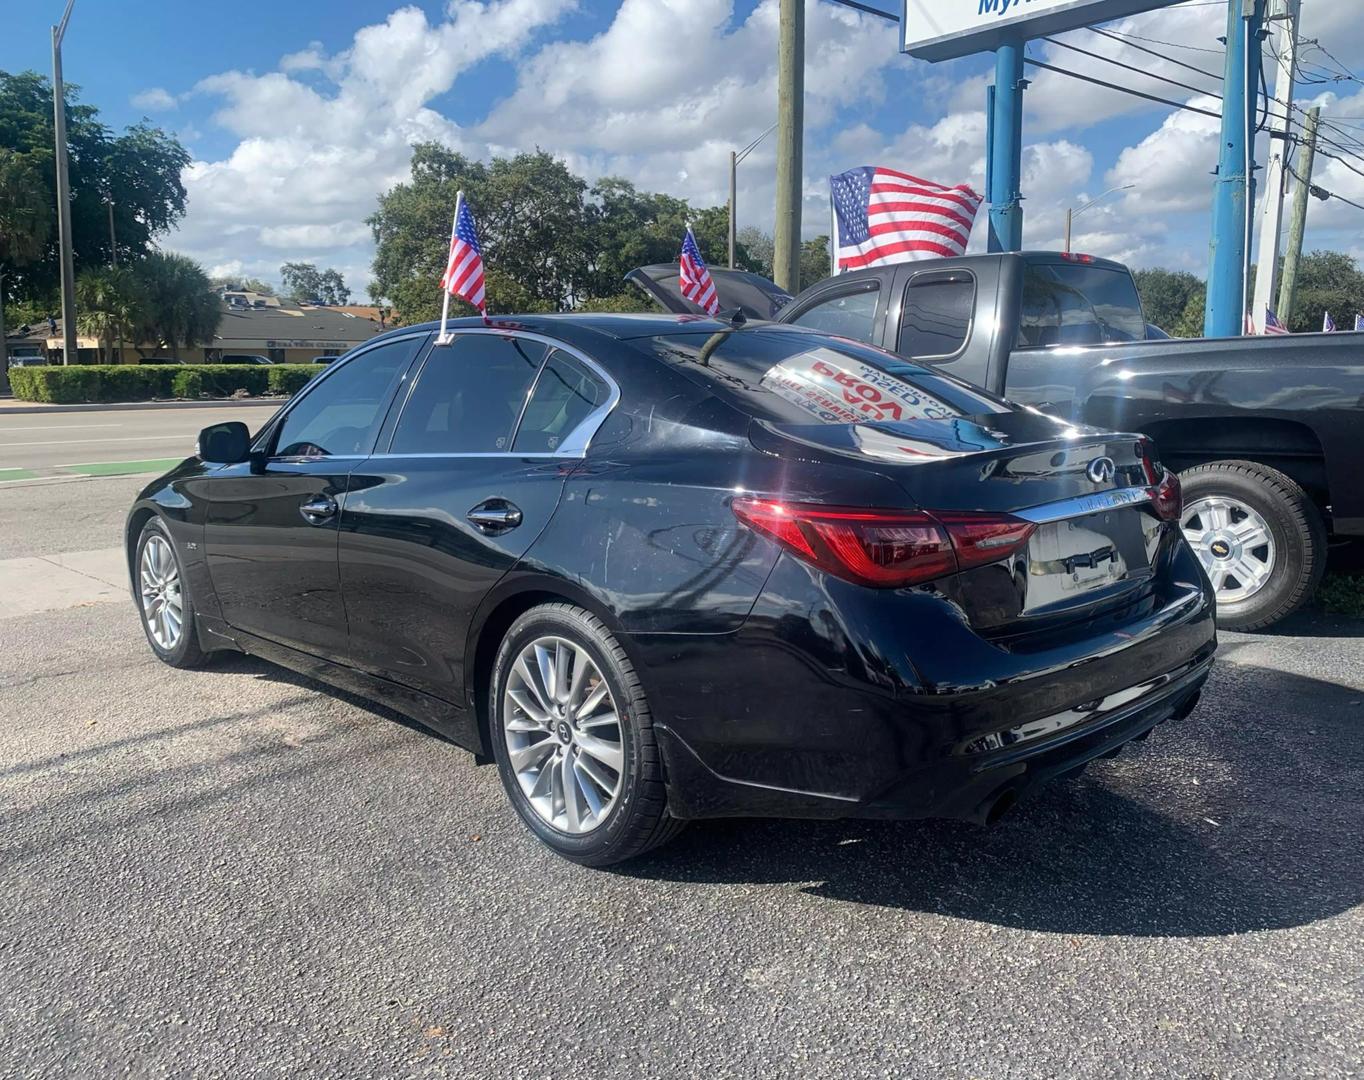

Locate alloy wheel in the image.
[139,534,184,651]
[1181,495,1276,605]
[502,635,624,835]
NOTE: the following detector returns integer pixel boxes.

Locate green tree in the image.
[75,265,144,362]
[800,235,831,291]
[0,147,52,381]
[368,144,747,317]
[737,226,773,279]
[1289,249,1364,333]
[280,262,351,305]
[0,71,190,301]
[1133,268,1203,334]
[133,252,217,357]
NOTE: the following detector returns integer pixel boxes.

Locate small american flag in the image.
[1263,307,1290,335]
[831,166,982,272]
[679,228,719,315]
[441,196,486,315]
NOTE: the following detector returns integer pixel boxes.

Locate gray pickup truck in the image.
[629,252,1363,630]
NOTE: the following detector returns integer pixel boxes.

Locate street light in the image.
[729,122,777,268]
[52,0,77,366]
[1063,184,1134,253]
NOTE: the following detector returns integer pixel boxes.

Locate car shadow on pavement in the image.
[619,662,1364,939]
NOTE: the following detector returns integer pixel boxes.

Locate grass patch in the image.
[1318,573,1364,617]
[56,458,186,477]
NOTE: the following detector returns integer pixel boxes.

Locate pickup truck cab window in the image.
[1017,262,1146,348]
[898,270,975,360]
[786,284,880,344]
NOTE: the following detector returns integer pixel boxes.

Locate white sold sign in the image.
[902,0,1179,61]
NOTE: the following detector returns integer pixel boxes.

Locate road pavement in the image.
[1,474,1361,1078]
[0,402,279,477]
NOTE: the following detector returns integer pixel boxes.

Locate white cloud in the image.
[131,87,177,112]
[170,0,575,292]
[163,0,1364,292]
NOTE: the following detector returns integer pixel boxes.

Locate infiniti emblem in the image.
[1086,456,1117,484]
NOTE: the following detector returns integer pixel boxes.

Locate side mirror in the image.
[197,421,251,464]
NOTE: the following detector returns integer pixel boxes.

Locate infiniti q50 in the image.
[127,314,1216,865]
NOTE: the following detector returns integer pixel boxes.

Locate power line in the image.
[1041,35,1222,100]
[1086,25,1225,82]
[1022,57,1222,118]
[1096,26,1225,58]
[1287,164,1364,213]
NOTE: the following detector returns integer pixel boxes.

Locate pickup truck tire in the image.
[1178,460,1326,632]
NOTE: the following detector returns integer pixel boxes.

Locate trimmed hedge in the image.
[8,364,321,404]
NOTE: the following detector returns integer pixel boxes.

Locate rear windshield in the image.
[640,327,1007,426]
[1017,261,1146,347]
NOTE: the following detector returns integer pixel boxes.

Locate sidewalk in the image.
[0,547,127,619]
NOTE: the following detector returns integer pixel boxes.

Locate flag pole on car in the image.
[437,190,488,343]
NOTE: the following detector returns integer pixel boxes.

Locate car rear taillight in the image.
[731,499,1035,588]
[1149,469,1182,521]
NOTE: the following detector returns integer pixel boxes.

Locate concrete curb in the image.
[0,398,285,415]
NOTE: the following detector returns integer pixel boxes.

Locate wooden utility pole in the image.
[1277,105,1320,324]
[52,0,77,365]
[728,150,737,269]
[773,0,804,293]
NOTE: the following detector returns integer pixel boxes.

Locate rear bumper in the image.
[633,530,1217,822]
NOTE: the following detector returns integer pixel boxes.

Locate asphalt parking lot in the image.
[1,470,1362,1078]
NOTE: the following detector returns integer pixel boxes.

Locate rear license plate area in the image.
[1024,510,1152,611]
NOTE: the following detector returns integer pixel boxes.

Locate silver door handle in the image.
[300,495,337,524]
[467,501,523,532]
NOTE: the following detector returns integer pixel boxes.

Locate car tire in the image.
[489,603,684,866]
[1179,460,1327,632]
[135,518,207,669]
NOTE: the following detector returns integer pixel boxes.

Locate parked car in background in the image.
[640,252,1362,630]
[127,314,1214,865]
[310,355,339,365]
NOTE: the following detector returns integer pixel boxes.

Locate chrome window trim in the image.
[394,328,621,459]
[1014,486,1153,524]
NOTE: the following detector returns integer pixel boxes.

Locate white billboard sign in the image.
[902,0,1180,61]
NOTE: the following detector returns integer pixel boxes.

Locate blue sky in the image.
[4,0,1362,297]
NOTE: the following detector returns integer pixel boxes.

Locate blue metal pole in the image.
[1204,0,1263,336]
[988,41,1026,253]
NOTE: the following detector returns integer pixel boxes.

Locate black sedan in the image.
[126,314,1216,865]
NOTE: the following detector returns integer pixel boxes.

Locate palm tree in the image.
[76,266,145,363]
[133,252,218,358]
[0,149,53,386]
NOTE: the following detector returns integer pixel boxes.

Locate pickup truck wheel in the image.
[1178,460,1326,632]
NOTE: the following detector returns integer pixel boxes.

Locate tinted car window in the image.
[1017,262,1146,347]
[788,287,879,343]
[646,328,1006,426]
[391,334,547,454]
[898,272,973,358]
[513,352,605,454]
[272,336,423,457]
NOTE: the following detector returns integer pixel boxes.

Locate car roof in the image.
[389,312,743,346]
